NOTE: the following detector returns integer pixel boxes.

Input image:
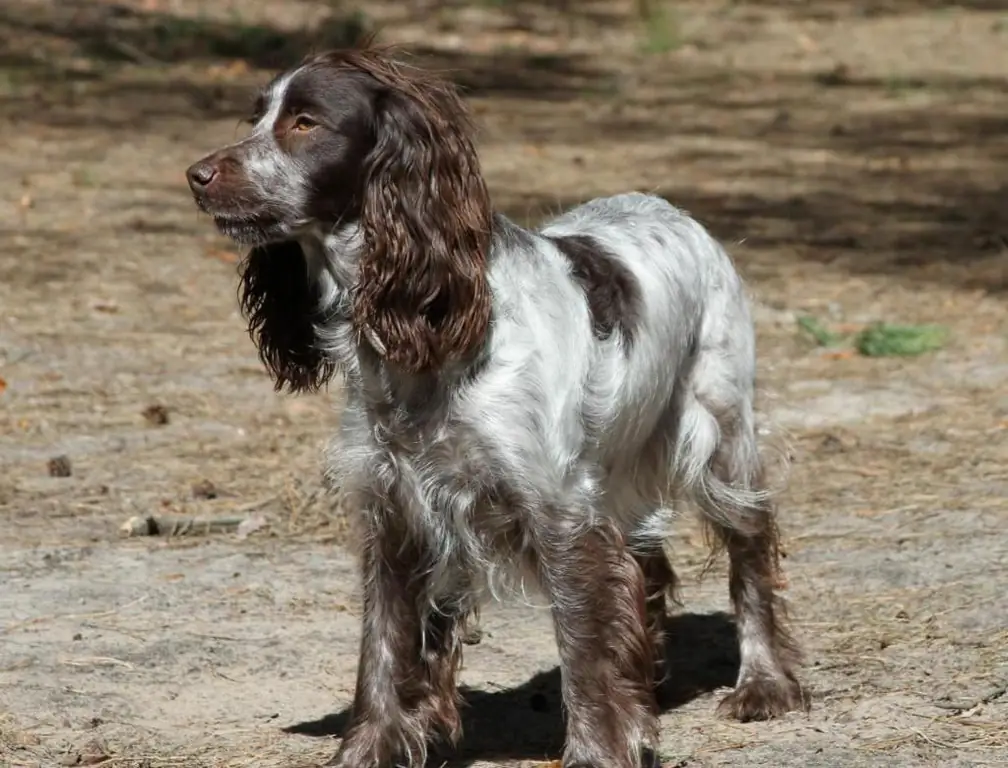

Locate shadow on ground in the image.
[499,96,1008,295]
[286,611,738,766]
[2,1,1004,293]
[735,0,1008,20]
[505,181,1007,295]
[0,0,616,116]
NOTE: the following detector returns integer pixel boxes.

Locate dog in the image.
[186,41,805,768]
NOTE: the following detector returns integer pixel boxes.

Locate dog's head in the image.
[185,52,378,245]
[186,43,493,375]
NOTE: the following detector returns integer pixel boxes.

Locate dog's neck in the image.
[286,219,490,407]
[295,221,363,315]
[290,221,435,399]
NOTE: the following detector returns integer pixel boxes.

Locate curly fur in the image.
[344,50,493,373]
[185,40,807,768]
[238,241,337,393]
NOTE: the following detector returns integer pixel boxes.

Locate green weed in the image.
[854,322,949,358]
[797,317,948,358]
[797,315,845,347]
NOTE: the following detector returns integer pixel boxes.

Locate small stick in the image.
[60,656,134,669]
[119,514,257,538]
[934,681,1008,713]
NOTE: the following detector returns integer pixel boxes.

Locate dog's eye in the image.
[292,115,318,132]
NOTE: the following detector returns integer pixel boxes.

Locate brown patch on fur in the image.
[419,606,467,745]
[697,410,808,721]
[301,45,493,374]
[327,510,469,768]
[635,550,679,702]
[714,518,808,720]
[238,240,336,394]
[547,234,642,346]
[536,520,658,767]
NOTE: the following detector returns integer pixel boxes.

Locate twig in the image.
[104,37,163,66]
[81,622,148,642]
[119,514,265,538]
[235,494,280,514]
[934,681,1008,713]
[60,656,134,669]
[697,740,763,754]
[911,728,960,750]
[185,631,273,643]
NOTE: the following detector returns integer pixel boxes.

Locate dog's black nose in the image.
[186,161,218,190]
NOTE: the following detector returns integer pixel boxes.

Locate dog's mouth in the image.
[189,186,311,246]
[210,211,286,246]
[190,195,285,246]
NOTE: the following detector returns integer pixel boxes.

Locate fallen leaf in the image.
[797,315,845,347]
[855,322,948,358]
[0,376,6,395]
[142,404,170,426]
[822,349,856,360]
[224,59,249,77]
[207,248,239,264]
[192,478,219,499]
[48,455,73,478]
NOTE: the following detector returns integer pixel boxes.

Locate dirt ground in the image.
[1,1,1006,766]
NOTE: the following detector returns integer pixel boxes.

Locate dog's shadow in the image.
[285,611,739,766]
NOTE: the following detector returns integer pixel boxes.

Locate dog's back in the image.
[483,193,766,541]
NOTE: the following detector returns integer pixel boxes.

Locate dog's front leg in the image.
[326,509,464,768]
[535,517,660,768]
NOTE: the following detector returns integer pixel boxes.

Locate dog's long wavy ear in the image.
[239,241,335,393]
[353,57,493,374]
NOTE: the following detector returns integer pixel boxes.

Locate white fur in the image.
[241,70,312,229]
[191,61,801,766]
[301,192,773,609]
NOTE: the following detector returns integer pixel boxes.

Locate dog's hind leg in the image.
[678,391,807,721]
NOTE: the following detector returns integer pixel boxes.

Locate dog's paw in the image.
[716,675,808,722]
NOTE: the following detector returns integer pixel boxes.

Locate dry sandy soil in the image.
[1,1,1007,766]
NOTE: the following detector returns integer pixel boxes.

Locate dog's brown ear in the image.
[239,241,335,393]
[352,59,492,373]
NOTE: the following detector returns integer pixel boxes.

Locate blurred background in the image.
[1,2,1006,767]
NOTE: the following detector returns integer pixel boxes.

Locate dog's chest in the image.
[351,370,530,570]
[378,419,523,561]
[388,422,490,517]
